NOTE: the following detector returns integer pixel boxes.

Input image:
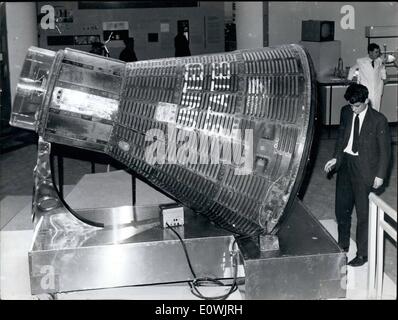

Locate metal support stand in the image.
[29,137,346,299]
[29,137,238,295]
[238,200,346,300]
[132,174,136,206]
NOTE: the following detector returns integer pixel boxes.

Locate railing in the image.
[368,192,397,299]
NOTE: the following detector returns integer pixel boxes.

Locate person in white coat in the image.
[348,43,387,112]
[393,51,398,68]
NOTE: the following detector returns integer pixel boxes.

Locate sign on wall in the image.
[102,21,129,41]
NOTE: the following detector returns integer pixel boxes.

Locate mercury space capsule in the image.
[10,44,316,236]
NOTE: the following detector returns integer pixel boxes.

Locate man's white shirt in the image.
[344,106,368,155]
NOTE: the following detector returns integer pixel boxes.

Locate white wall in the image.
[236,2,264,49]
[224,1,234,23]
[269,2,398,67]
[6,2,38,104]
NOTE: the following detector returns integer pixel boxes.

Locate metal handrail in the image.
[369,193,397,221]
[367,192,397,299]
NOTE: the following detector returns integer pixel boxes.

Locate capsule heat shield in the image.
[11,45,316,236]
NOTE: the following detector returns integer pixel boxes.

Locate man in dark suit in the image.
[119,38,138,63]
[174,31,191,57]
[324,83,391,267]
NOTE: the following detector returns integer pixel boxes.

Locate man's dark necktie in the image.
[371,60,375,68]
[352,114,359,153]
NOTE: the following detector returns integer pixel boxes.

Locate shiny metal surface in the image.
[240,199,346,300]
[11,45,316,236]
[10,47,56,131]
[29,206,238,295]
[31,137,158,235]
[32,137,62,224]
[24,135,238,295]
[28,140,239,294]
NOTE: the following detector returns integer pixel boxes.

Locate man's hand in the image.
[373,177,384,189]
[324,158,337,173]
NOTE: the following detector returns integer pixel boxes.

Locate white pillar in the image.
[235,2,265,49]
[6,2,38,106]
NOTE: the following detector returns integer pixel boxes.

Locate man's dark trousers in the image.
[336,153,372,257]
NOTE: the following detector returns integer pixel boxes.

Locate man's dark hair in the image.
[368,43,380,53]
[123,37,134,47]
[344,83,369,104]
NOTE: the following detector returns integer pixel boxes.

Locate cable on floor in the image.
[166,222,263,300]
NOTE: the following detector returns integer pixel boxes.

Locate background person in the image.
[119,37,138,62]
[347,43,387,112]
[174,31,191,57]
[392,51,398,68]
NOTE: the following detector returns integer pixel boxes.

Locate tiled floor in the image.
[0,125,396,297]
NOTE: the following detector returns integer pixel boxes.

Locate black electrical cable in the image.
[166,222,198,278]
[166,222,238,300]
[49,152,104,228]
[191,229,266,300]
[166,222,263,300]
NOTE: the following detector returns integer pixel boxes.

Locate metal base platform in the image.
[240,198,346,299]
[27,139,346,299]
[29,197,346,299]
[29,207,237,295]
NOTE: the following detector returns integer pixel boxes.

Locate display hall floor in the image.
[0,126,396,299]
